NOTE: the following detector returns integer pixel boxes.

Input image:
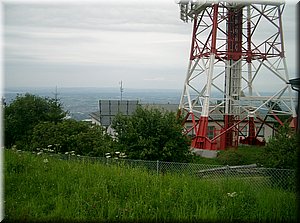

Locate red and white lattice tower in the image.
[176,0,297,150]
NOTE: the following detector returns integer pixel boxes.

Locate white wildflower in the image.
[43,159,48,163]
[37,152,42,155]
[65,152,69,155]
[227,192,237,197]
[106,155,111,158]
[115,151,120,155]
[120,152,127,158]
[105,152,110,156]
[77,155,80,157]
[48,145,52,148]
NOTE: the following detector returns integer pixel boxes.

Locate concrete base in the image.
[191,148,218,158]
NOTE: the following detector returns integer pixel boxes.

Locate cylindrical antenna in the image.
[120,81,124,101]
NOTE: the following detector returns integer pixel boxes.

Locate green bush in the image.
[216,146,266,166]
[112,106,191,162]
[217,148,244,166]
[262,124,298,169]
[30,120,114,156]
[4,93,67,147]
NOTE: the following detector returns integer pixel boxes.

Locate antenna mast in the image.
[120,81,124,101]
[53,86,59,104]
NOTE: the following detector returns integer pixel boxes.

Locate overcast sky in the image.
[2,0,298,90]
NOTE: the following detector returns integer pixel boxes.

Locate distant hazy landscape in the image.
[4,87,297,121]
[4,87,182,121]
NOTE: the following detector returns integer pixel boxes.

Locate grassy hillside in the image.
[192,145,266,166]
[4,149,297,222]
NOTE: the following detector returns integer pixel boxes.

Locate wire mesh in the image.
[35,151,297,191]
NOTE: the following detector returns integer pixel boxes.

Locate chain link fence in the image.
[46,152,296,192]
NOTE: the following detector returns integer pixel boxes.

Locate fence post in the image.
[226,165,229,179]
[157,160,159,175]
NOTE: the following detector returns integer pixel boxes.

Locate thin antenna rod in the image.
[52,86,59,104]
[120,81,124,101]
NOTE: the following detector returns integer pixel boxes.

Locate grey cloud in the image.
[5,59,186,89]
[4,2,189,34]
[3,0,296,89]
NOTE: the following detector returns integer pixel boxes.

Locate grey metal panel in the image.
[128,100,139,115]
[100,100,110,115]
[119,100,128,115]
[110,100,119,114]
[100,116,111,126]
[128,100,139,105]
[98,100,139,127]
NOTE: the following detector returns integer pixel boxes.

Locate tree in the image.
[30,120,113,156]
[4,93,67,148]
[262,124,298,169]
[112,106,191,162]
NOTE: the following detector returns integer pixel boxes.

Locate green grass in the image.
[192,145,266,166]
[5,149,297,222]
[230,145,265,163]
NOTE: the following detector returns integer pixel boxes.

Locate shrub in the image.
[112,106,191,162]
[262,124,298,169]
[217,148,244,166]
[30,120,113,156]
[4,93,67,147]
[216,146,265,166]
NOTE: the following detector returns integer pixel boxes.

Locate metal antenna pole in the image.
[52,86,59,104]
[120,81,124,101]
